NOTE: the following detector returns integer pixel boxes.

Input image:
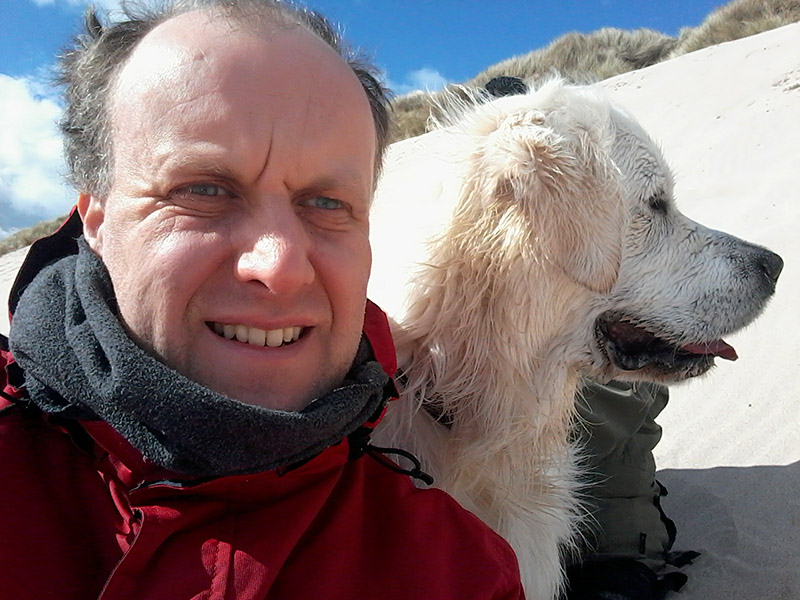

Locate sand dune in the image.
[599,22,800,599]
[0,245,28,334]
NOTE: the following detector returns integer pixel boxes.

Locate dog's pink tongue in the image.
[682,340,738,361]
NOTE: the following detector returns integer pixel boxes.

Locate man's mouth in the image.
[208,322,304,348]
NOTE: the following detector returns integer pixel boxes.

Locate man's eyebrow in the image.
[305,171,371,194]
[158,154,372,196]
[162,157,240,180]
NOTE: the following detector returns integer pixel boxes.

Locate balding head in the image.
[58,0,390,199]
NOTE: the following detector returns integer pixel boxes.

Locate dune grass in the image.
[389,27,675,143]
[465,27,676,88]
[672,0,800,57]
[388,0,800,143]
[0,214,69,257]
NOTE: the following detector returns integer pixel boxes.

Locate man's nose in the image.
[235,218,315,295]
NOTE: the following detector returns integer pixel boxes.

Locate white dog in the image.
[368,80,782,600]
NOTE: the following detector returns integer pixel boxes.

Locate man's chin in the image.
[212,383,314,412]
[199,370,346,412]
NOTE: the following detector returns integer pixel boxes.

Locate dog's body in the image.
[368,80,782,599]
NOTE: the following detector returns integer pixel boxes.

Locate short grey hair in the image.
[57,0,391,197]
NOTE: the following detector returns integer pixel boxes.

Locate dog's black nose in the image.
[758,249,784,286]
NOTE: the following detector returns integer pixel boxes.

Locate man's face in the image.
[79,12,377,411]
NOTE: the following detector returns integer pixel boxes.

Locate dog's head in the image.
[452,85,626,296]
[449,81,783,383]
[588,107,783,382]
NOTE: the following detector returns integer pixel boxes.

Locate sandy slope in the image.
[599,23,800,599]
[1,21,798,600]
[0,246,28,335]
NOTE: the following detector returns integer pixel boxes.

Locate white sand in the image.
[598,23,800,599]
[2,22,798,600]
[0,245,29,335]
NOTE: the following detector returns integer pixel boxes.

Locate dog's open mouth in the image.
[595,312,737,377]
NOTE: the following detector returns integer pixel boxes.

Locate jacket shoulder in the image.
[0,408,124,599]
[356,457,525,598]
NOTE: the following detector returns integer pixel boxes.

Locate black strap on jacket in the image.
[348,426,434,486]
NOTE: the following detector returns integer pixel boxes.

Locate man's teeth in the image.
[212,322,302,347]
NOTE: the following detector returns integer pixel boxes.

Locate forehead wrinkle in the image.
[258,61,373,198]
[155,151,244,182]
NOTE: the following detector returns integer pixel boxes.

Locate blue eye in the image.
[304,196,344,210]
[184,184,226,197]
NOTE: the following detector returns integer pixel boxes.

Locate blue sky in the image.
[0,0,728,236]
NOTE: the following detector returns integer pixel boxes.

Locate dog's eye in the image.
[647,193,669,214]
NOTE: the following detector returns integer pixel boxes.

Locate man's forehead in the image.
[114,8,358,102]
[106,8,376,193]
[111,11,369,130]
[116,11,274,96]
[136,7,284,53]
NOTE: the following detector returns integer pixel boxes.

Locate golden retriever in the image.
[367,80,782,599]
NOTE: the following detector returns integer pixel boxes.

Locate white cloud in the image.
[27,0,126,16]
[0,73,74,234]
[409,68,449,92]
[387,67,450,96]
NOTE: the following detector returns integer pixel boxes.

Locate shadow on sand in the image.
[656,461,799,599]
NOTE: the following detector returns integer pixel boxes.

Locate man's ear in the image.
[77,193,105,254]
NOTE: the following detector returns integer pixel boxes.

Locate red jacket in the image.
[0,220,524,600]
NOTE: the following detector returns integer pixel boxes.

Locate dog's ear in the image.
[478,108,624,293]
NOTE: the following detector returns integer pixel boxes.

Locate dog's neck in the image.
[392,231,593,490]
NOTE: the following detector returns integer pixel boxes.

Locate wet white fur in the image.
[368,80,777,599]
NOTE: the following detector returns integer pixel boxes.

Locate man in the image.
[0,2,523,598]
